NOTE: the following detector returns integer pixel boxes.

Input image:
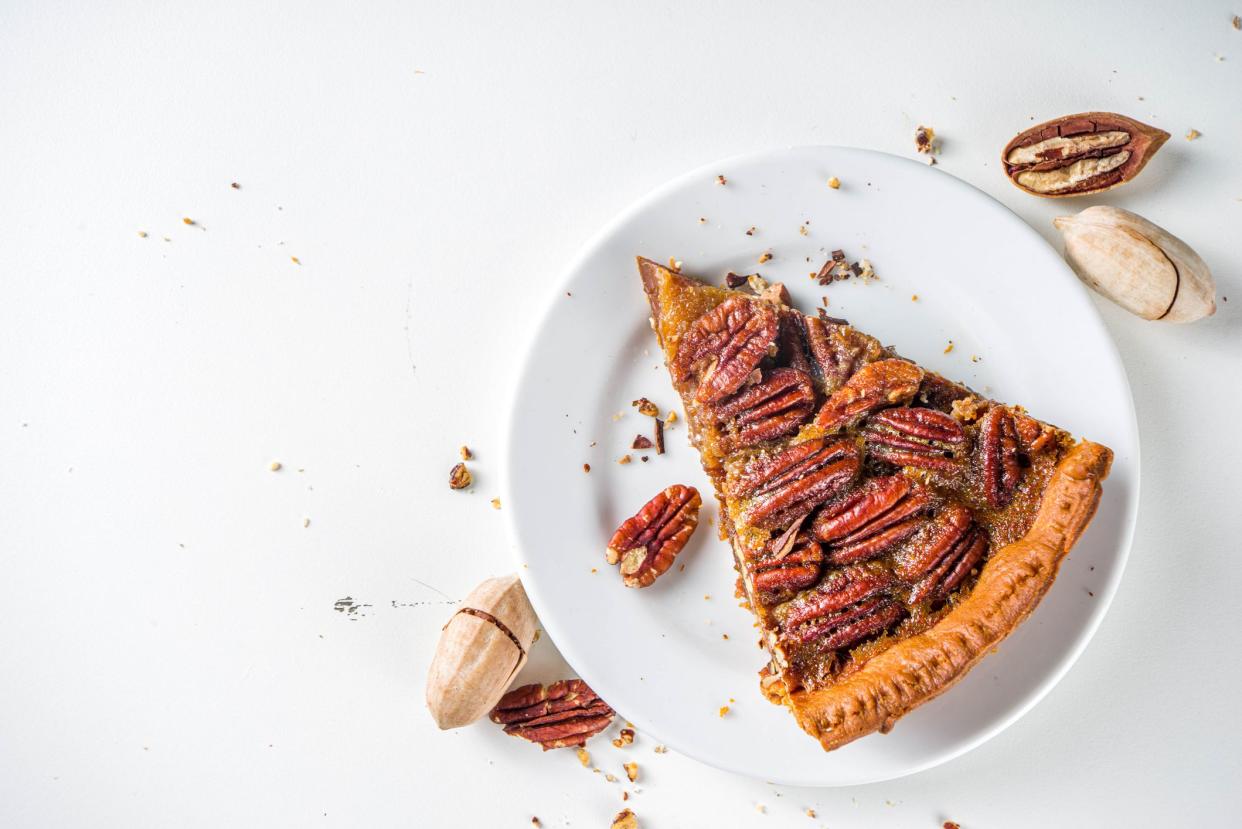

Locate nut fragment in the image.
[1002,112,1168,197]
[426,574,538,729]
[606,485,702,587]
[623,761,638,782]
[612,809,639,829]
[490,679,615,750]
[448,462,473,489]
[673,297,780,404]
[1053,206,1215,322]
[632,397,660,417]
[914,125,937,154]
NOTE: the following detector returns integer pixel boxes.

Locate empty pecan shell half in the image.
[862,406,967,471]
[813,358,924,433]
[671,297,779,404]
[712,367,817,450]
[729,438,861,530]
[779,565,902,648]
[977,406,1026,509]
[606,485,702,588]
[489,679,615,750]
[1002,112,1169,198]
[895,504,989,603]
[813,475,935,564]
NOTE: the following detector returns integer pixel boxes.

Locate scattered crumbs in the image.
[718,705,730,717]
[531,818,542,828]
[182,217,195,225]
[459,445,473,460]
[162,236,170,242]
[971,354,981,363]
[755,804,766,814]
[729,697,735,703]
[798,225,808,236]
[704,594,711,600]
[622,791,629,801]
[1234,14,1241,30]
[632,434,654,450]
[230,182,241,190]
[758,252,773,264]
[716,174,727,185]
[605,773,618,783]
[653,744,668,754]
[613,728,635,748]
[1185,128,1201,141]
[722,633,729,640]
[1088,590,1095,597]
[302,517,310,528]
[827,176,841,189]
[944,823,961,829]
[745,226,757,236]
[915,125,938,155]
[448,462,473,490]
[566,291,572,297]
[618,455,632,465]
[911,294,919,301]
[269,461,282,471]
[591,568,598,574]
[666,411,678,424]
[944,341,955,354]
[291,256,301,265]
[624,761,638,782]
[576,748,591,767]
[678,563,686,572]
[640,455,649,463]
[490,497,501,509]
[137,230,147,238]
[590,440,598,447]
[583,463,591,473]
[632,397,660,417]
[698,216,707,224]
[806,809,817,818]
[612,412,624,422]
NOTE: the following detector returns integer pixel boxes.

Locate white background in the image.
[1,1,1238,827]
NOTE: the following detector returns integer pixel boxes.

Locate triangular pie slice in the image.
[637,257,1112,752]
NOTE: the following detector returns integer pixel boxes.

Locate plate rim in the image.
[502,144,1140,786]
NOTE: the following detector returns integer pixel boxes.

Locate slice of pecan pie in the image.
[637,257,1112,751]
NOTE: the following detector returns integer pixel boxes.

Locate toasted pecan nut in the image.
[813,359,924,433]
[490,679,615,750]
[978,406,1025,509]
[672,297,779,404]
[894,503,990,602]
[712,367,816,450]
[606,485,702,588]
[748,519,824,600]
[1002,112,1169,197]
[801,314,889,393]
[729,438,861,530]
[862,406,967,471]
[813,475,935,564]
[779,565,901,648]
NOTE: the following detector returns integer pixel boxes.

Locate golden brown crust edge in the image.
[779,439,1113,751]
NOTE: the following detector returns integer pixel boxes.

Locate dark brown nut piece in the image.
[779,565,902,648]
[712,367,816,450]
[895,504,989,602]
[813,359,924,433]
[632,397,660,417]
[978,406,1025,509]
[729,438,861,530]
[775,309,813,375]
[605,485,702,588]
[748,522,824,601]
[672,297,779,404]
[1002,112,1169,197]
[813,475,935,564]
[448,462,473,489]
[862,406,967,471]
[489,679,615,750]
[801,314,888,393]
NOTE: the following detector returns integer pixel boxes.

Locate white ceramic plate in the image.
[504,147,1138,786]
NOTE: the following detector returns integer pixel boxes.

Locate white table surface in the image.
[2,2,1239,826]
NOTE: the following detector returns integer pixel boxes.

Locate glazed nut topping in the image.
[606,485,702,587]
[813,475,935,565]
[862,406,967,471]
[711,367,816,449]
[977,406,1025,509]
[813,359,924,433]
[489,679,615,750]
[729,438,861,531]
[672,297,780,405]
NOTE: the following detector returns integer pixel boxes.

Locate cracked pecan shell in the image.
[862,406,967,471]
[779,565,902,648]
[490,679,615,750]
[729,438,861,530]
[672,297,779,404]
[712,367,816,450]
[606,485,702,588]
[813,359,924,433]
[813,475,935,564]
[978,406,1025,509]
[1002,112,1169,197]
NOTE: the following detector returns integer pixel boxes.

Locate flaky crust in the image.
[774,439,1112,750]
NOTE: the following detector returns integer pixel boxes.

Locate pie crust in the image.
[637,257,1113,751]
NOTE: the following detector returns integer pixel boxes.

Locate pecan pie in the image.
[637,257,1112,751]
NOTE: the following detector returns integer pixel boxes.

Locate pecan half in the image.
[489,679,615,750]
[606,485,702,587]
[813,359,924,433]
[862,407,967,471]
[801,314,888,393]
[978,406,1025,509]
[712,367,816,449]
[813,475,935,564]
[729,438,861,530]
[672,297,779,404]
[748,521,824,600]
[895,504,989,602]
[1002,112,1169,197]
[780,565,902,648]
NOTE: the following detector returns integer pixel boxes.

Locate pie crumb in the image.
[716,174,727,185]
[459,446,473,460]
[653,744,668,754]
[583,463,591,473]
[827,176,841,189]
[624,761,638,782]
[911,294,919,301]
[718,705,730,717]
[618,455,632,465]
[1186,128,1201,141]
[490,497,501,509]
[269,461,282,471]
[806,809,816,818]
[576,748,590,767]
[944,341,954,354]
[758,252,773,264]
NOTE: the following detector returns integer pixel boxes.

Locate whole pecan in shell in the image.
[606,485,702,588]
[780,565,902,648]
[1002,112,1169,198]
[729,438,861,530]
[712,367,816,450]
[978,406,1025,509]
[672,297,779,404]
[862,406,967,471]
[813,359,924,433]
[813,475,935,564]
[489,679,615,750]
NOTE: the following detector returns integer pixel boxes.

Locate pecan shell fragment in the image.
[813,475,935,564]
[606,485,702,587]
[729,438,861,530]
[712,367,817,449]
[1002,112,1169,197]
[862,406,967,471]
[813,359,924,433]
[490,679,615,750]
[672,297,779,404]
